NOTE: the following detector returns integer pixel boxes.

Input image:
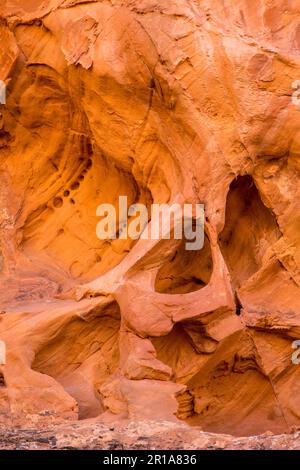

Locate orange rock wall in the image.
[0,0,299,436]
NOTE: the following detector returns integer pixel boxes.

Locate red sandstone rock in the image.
[0,0,299,444]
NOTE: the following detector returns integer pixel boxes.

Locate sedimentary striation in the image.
[0,0,299,438]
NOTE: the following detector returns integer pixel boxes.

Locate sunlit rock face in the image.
[0,0,299,437]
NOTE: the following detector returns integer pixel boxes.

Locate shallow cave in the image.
[219,175,281,289]
[32,303,120,420]
[155,233,213,294]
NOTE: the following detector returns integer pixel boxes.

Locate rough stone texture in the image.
[0,420,300,450]
[0,0,299,445]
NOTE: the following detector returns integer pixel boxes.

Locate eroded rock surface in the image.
[1,420,300,450]
[0,0,299,440]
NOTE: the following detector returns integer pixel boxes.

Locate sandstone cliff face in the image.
[0,0,299,438]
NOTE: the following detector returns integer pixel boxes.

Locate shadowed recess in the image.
[219,175,281,289]
[154,234,213,294]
